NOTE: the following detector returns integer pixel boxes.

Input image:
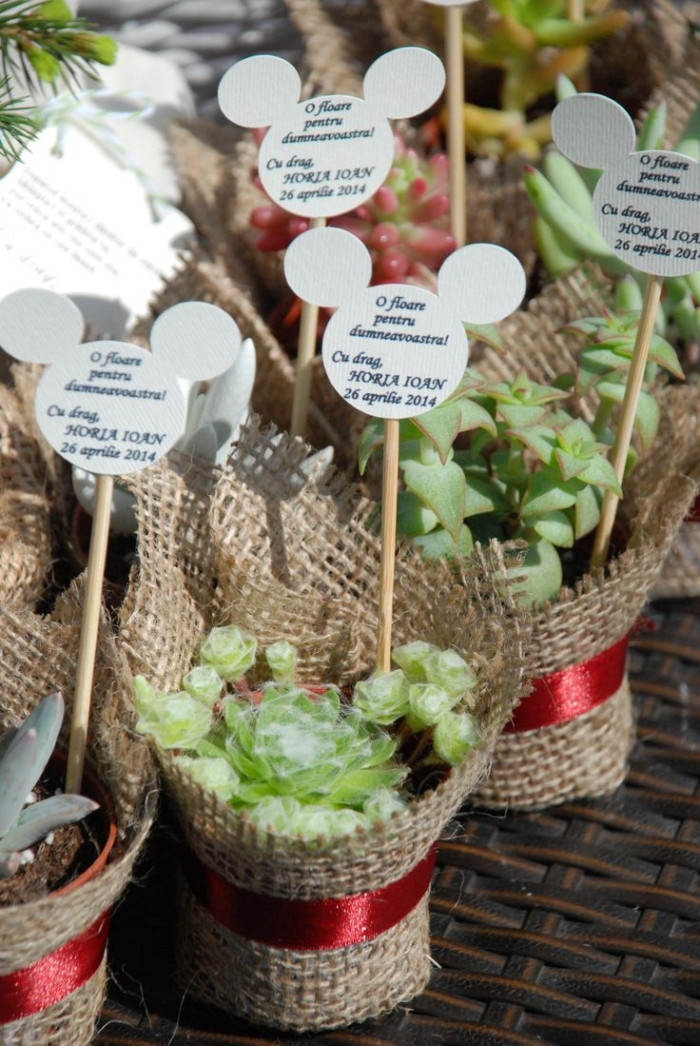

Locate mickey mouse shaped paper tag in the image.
[284,228,526,419]
[552,93,700,277]
[218,48,445,219]
[0,290,240,474]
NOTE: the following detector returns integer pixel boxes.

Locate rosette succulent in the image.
[133,626,481,841]
[0,692,98,878]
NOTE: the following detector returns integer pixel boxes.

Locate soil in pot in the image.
[0,757,116,907]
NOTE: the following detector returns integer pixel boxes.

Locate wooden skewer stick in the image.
[66,472,114,794]
[377,418,400,672]
[567,0,584,21]
[290,215,327,437]
[590,273,663,570]
[446,5,467,247]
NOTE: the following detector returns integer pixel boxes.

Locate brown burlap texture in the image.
[0,590,156,1045]
[118,420,528,1030]
[0,381,53,609]
[472,268,700,808]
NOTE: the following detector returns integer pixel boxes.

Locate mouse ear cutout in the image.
[284,227,372,307]
[363,47,445,120]
[150,302,241,381]
[0,289,83,364]
[438,244,526,324]
[218,55,301,128]
[552,93,635,169]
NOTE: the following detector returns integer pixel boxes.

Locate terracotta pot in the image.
[0,755,118,1045]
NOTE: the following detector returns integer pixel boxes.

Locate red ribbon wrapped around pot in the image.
[184,846,437,951]
[505,633,630,733]
[0,913,110,1023]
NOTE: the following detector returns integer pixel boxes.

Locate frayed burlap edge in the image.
[478,675,634,811]
[175,878,431,1032]
[0,591,156,1044]
[0,956,107,1046]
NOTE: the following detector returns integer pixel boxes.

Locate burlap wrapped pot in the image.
[0,586,156,1045]
[471,266,700,808]
[118,420,528,1031]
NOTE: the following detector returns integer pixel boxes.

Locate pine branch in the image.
[0,1,116,162]
[0,73,36,161]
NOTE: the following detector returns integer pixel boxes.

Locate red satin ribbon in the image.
[0,912,110,1024]
[504,633,629,734]
[185,846,436,951]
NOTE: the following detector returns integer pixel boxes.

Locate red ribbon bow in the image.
[185,846,436,951]
[505,633,629,733]
[0,913,110,1024]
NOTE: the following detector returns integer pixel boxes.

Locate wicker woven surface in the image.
[97,595,700,1044]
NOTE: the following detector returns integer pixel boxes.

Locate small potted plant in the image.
[357,283,699,808]
[0,593,155,1044]
[117,420,527,1030]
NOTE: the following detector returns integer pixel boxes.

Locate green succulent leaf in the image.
[411,523,474,559]
[520,469,580,519]
[1,794,98,854]
[402,457,466,541]
[573,483,601,540]
[464,322,502,352]
[413,401,463,461]
[554,447,589,482]
[463,472,512,517]
[532,509,575,548]
[432,711,480,765]
[396,490,439,537]
[576,453,622,495]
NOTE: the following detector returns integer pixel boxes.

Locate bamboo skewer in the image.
[446,5,467,247]
[377,418,400,671]
[590,273,663,570]
[66,472,114,794]
[290,215,327,437]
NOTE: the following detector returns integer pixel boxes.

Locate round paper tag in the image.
[258,97,395,218]
[321,284,468,419]
[34,342,188,474]
[0,291,240,475]
[592,152,700,277]
[552,94,700,277]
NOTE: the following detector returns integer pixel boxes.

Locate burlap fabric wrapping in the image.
[0,587,156,1046]
[470,269,700,808]
[117,420,527,1031]
[0,381,53,609]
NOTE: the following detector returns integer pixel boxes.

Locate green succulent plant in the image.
[457,0,629,158]
[0,692,98,878]
[133,626,481,840]
[360,303,681,607]
[524,80,700,357]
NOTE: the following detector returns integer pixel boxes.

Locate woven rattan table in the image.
[95,596,700,1045]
